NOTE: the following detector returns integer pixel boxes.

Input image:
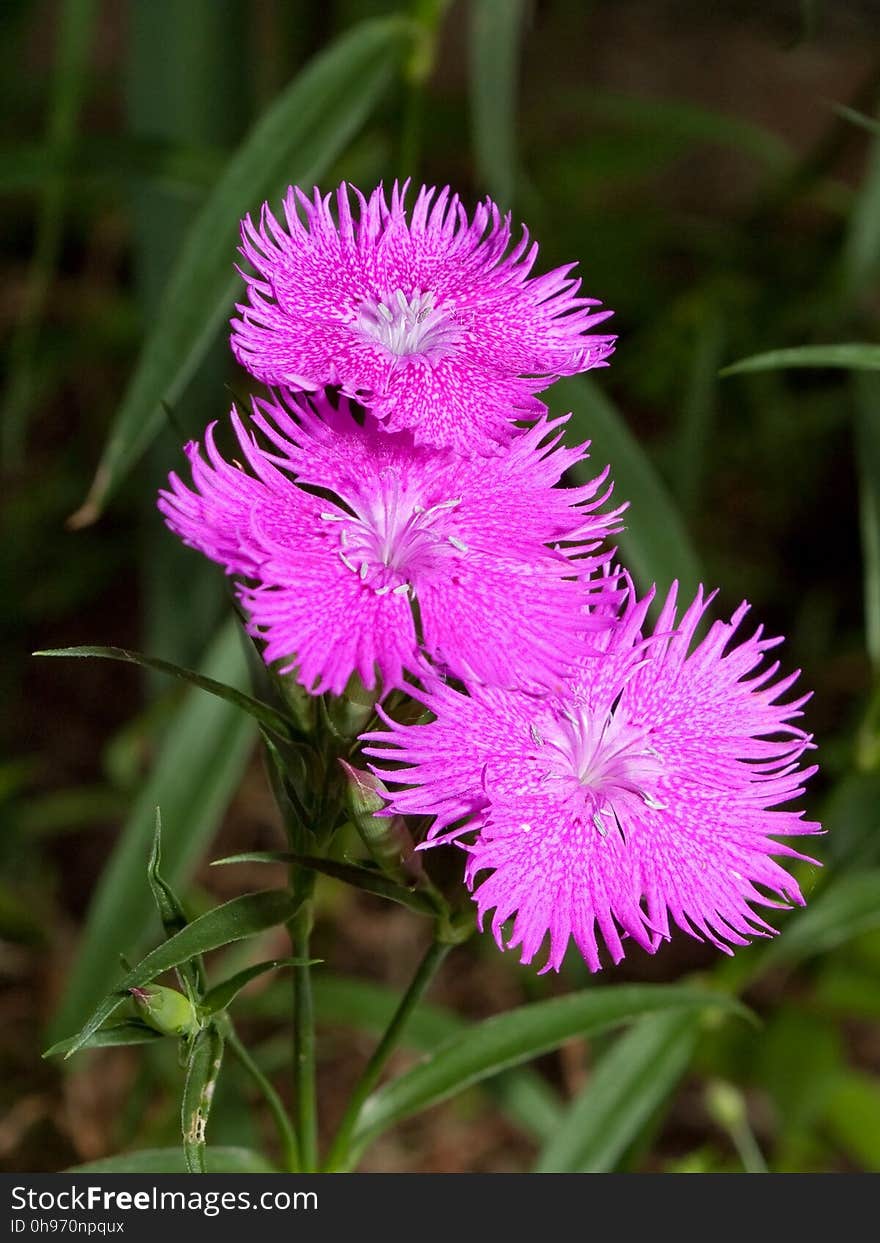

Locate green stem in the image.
[290,870,317,1171]
[324,938,451,1171]
[226,1026,299,1173]
[731,1119,769,1175]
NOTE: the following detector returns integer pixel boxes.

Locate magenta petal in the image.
[366,584,821,972]
[230,181,616,453]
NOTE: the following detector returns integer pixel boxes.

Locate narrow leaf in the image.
[469,0,527,206]
[72,17,409,524]
[843,113,880,301]
[534,1009,699,1172]
[182,1025,225,1174]
[200,958,307,1016]
[148,809,204,999]
[352,985,745,1147]
[310,975,561,1143]
[68,1147,277,1174]
[760,870,880,969]
[585,90,792,170]
[62,889,300,1058]
[35,644,297,741]
[43,1020,163,1059]
[212,851,437,916]
[721,343,880,377]
[553,375,702,595]
[49,620,256,1043]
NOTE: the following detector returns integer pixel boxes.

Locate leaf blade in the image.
[181,1025,225,1174]
[35,644,298,741]
[721,343,880,377]
[73,17,409,523]
[352,984,745,1148]
[48,619,257,1042]
[760,870,880,970]
[468,0,527,206]
[68,1147,276,1174]
[43,1020,164,1058]
[534,1009,699,1172]
[212,851,437,916]
[552,375,702,595]
[61,888,300,1058]
[200,958,308,1017]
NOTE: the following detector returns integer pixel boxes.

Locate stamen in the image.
[448,536,468,553]
[357,288,460,358]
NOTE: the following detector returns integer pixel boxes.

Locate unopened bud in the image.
[130,985,200,1038]
[705,1079,747,1133]
[327,674,380,738]
[275,668,317,735]
[339,759,423,885]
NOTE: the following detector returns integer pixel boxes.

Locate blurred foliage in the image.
[3,0,880,1173]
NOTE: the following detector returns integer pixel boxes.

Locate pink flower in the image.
[230,181,615,454]
[366,585,820,972]
[158,390,621,696]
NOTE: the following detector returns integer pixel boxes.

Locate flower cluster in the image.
[160,180,820,972]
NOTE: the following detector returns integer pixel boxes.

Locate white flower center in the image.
[357,289,459,359]
[320,467,468,596]
[536,704,666,837]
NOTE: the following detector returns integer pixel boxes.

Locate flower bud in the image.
[275,669,317,735]
[327,674,379,738]
[338,759,423,886]
[130,985,200,1038]
[705,1079,746,1133]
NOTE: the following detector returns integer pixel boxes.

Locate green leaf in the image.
[35,644,297,741]
[760,870,880,970]
[351,984,745,1148]
[49,619,257,1044]
[720,344,880,377]
[182,1024,225,1174]
[148,808,204,999]
[534,1009,699,1172]
[252,974,562,1142]
[212,851,437,916]
[61,889,300,1059]
[832,102,880,139]
[824,1072,880,1169]
[68,1147,276,1174]
[71,17,408,524]
[43,1020,163,1058]
[843,113,880,302]
[552,375,702,595]
[200,958,307,1017]
[585,91,792,171]
[468,0,527,206]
